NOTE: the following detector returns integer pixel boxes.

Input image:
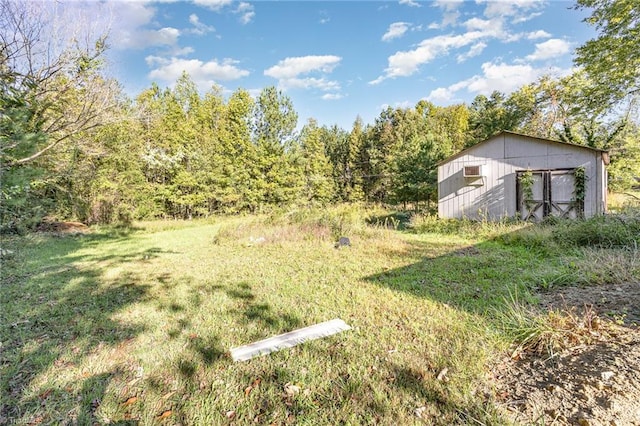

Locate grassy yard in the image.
[1,207,638,425]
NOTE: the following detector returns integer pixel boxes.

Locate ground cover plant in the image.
[1,207,639,425]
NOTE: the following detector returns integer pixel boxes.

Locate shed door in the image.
[516,169,582,221]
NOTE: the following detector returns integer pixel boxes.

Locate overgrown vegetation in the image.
[2,207,639,424]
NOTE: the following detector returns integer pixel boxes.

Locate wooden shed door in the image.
[516,170,582,221]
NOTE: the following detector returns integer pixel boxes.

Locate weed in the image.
[552,210,640,249]
[500,292,610,359]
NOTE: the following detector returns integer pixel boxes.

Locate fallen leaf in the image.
[122,396,138,406]
[244,378,261,397]
[436,367,449,381]
[283,383,300,397]
[156,410,172,420]
[225,410,236,420]
[38,389,52,400]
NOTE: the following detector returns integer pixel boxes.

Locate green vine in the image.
[573,166,586,217]
[520,169,535,212]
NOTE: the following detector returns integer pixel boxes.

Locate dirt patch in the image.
[36,220,90,235]
[540,282,640,326]
[493,283,640,425]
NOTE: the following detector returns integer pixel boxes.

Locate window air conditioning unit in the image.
[463,165,484,178]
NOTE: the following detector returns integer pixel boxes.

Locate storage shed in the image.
[437,131,609,221]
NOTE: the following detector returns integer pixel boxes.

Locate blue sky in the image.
[77,0,595,130]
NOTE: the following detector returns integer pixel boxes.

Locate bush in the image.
[552,211,640,249]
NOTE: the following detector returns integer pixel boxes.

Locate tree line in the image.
[1,0,639,232]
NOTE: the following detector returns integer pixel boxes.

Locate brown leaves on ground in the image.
[244,378,261,397]
[156,410,172,420]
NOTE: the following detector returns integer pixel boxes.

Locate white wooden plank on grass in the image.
[230,318,351,362]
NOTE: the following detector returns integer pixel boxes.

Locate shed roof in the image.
[438,130,608,166]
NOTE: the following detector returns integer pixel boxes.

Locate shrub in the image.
[552,211,640,249]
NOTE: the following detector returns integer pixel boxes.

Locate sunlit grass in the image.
[1,209,638,424]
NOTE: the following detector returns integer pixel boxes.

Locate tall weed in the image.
[552,211,640,249]
[500,291,611,358]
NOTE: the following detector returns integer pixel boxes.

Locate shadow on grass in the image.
[224,282,302,341]
[0,232,160,423]
[364,236,547,317]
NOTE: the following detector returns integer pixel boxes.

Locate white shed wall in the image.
[438,133,607,220]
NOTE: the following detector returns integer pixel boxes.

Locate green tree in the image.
[299,119,336,203]
[224,88,258,211]
[1,1,113,231]
[252,86,302,206]
[574,0,640,109]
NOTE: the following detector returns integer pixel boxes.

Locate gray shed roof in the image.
[438,130,608,166]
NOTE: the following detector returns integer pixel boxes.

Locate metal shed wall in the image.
[437,133,607,220]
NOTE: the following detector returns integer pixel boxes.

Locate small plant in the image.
[501,292,611,359]
[573,167,586,218]
[519,169,536,213]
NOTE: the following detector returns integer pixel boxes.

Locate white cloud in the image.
[265,55,341,79]
[104,2,187,51]
[148,57,250,88]
[526,38,571,61]
[430,0,464,28]
[527,30,551,40]
[369,76,386,86]
[114,2,156,28]
[399,0,421,7]
[427,87,456,103]
[119,27,181,50]
[145,55,165,67]
[279,77,340,92]
[513,11,543,24]
[322,93,343,100]
[265,55,342,94]
[193,0,233,11]
[457,42,487,63]
[463,17,496,32]
[192,0,253,24]
[188,14,215,35]
[462,16,514,40]
[382,22,410,42]
[479,0,545,19]
[466,62,541,93]
[427,61,571,103]
[434,0,464,10]
[370,31,484,84]
[319,10,330,24]
[235,2,255,24]
[426,79,469,102]
[169,46,195,56]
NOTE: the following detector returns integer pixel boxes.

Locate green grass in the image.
[1,209,638,425]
